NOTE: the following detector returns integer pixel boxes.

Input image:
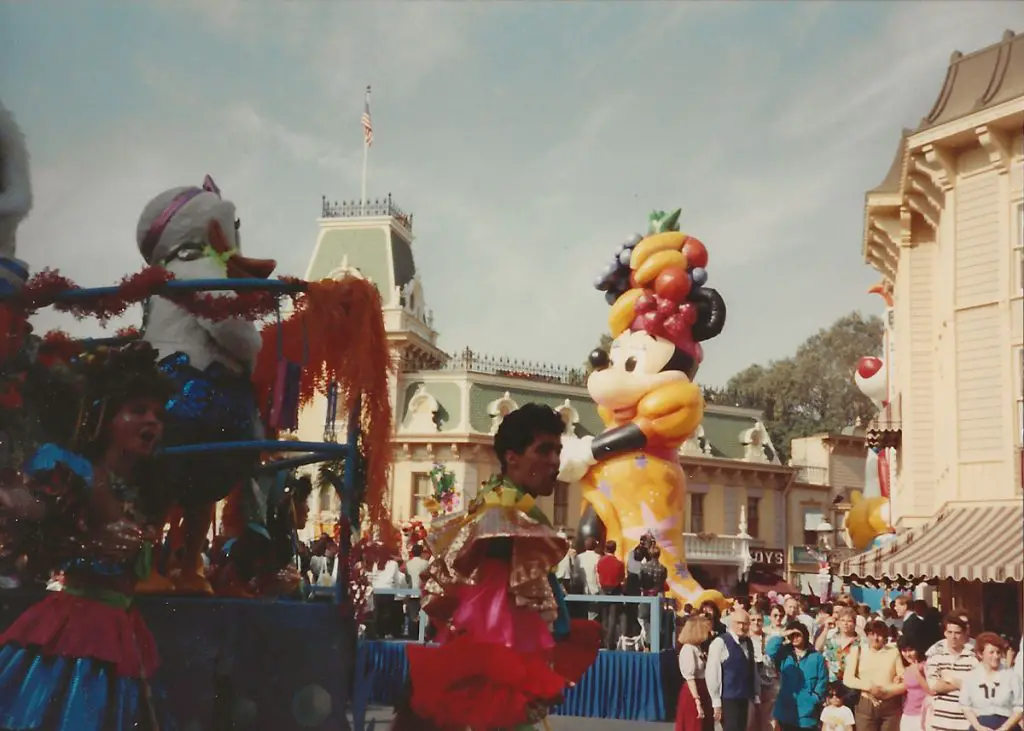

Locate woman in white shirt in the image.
[676,615,714,731]
[960,632,1024,731]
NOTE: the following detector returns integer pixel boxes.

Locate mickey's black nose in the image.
[588,349,610,371]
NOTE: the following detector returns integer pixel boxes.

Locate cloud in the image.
[5,1,1021,389]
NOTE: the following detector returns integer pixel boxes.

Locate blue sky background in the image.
[1,1,1019,386]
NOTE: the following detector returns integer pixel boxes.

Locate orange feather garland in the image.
[252,277,398,548]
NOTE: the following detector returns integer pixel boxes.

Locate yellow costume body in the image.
[580,380,708,606]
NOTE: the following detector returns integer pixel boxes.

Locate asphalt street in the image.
[357,705,674,730]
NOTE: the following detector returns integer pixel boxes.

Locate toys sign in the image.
[749,548,785,568]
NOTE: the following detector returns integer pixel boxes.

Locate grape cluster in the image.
[633,294,699,344]
[594,234,643,304]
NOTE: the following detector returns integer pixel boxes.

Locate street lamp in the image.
[814,519,835,601]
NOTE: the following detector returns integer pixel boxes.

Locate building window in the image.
[802,507,824,546]
[1016,346,1024,448]
[411,471,432,515]
[1015,205,1024,297]
[747,497,760,538]
[690,493,705,533]
[553,482,568,527]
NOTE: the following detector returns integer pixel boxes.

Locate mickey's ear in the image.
[690,287,727,342]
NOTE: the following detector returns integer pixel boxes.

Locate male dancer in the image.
[395,404,600,731]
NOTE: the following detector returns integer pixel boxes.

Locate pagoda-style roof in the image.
[869,30,1023,196]
[918,29,1024,131]
[867,128,912,195]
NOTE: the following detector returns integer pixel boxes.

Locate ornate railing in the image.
[405,347,587,387]
[321,193,413,231]
[792,464,829,485]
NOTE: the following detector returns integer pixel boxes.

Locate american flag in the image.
[361,86,373,147]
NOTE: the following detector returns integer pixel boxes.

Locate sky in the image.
[1,1,1019,387]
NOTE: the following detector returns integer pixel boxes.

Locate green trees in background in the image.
[704,311,884,462]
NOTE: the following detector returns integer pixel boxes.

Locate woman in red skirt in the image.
[677,615,714,731]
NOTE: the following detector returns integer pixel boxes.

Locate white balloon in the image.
[854,369,887,405]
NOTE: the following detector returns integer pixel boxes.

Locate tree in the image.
[706,312,884,463]
[583,333,614,375]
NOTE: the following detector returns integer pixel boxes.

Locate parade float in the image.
[0,101,395,731]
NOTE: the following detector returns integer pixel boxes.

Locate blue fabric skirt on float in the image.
[0,591,176,731]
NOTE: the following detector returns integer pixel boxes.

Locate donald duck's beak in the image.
[207,220,276,279]
[226,255,276,280]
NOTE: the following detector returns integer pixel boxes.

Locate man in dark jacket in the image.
[706,609,760,731]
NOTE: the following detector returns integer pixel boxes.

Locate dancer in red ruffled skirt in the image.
[393,405,601,731]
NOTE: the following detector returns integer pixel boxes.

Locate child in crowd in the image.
[820,683,857,731]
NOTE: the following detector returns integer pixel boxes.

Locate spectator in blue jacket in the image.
[767,620,829,731]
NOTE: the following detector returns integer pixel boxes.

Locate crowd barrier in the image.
[353,587,679,723]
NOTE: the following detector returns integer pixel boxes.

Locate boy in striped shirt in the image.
[927,614,980,731]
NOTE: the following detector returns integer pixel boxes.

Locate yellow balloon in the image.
[634,250,688,287]
[607,288,644,337]
[630,231,687,270]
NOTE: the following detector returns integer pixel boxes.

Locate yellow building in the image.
[840,30,1024,627]
[787,430,867,592]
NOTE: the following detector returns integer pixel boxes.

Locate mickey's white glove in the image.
[558,435,597,483]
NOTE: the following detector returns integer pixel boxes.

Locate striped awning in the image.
[840,503,1024,584]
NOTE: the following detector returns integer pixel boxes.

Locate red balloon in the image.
[679,303,698,326]
[635,293,657,314]
[636,311,661,332]
[654,266,691,302]
[682,237,708,269]
[662,314,689,341]
[857,356,883,379]
[656,298,676,317]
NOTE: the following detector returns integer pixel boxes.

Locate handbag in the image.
[843,644,862,707]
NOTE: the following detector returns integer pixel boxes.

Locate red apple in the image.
[681,237,708,269]
[654,266,691,302]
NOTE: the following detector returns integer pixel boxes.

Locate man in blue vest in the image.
[706,608,761,731]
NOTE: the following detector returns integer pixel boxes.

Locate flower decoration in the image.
[418,463,460,519]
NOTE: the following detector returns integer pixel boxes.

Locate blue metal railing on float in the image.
[334,587,670,653]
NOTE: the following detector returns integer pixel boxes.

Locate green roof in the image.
[698,408,761,460]
[308,228,392,287]
[467,383,602,436]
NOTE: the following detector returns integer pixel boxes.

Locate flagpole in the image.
[360,85,371,215]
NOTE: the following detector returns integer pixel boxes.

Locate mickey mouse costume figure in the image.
[559,209,726,609]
